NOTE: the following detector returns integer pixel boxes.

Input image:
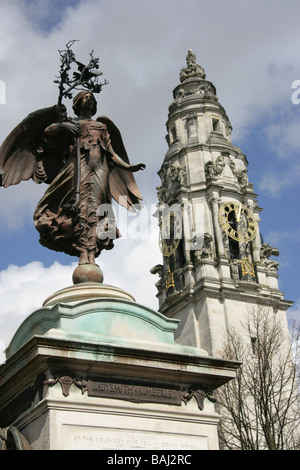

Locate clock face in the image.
[159,211,182,256]
[219,201,257,242]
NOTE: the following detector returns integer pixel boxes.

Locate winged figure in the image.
[0,91,145,266]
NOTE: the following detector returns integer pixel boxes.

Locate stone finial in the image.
[179,49,206,82]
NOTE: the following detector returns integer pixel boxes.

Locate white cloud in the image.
[0,341,5,365]
[0,181,45,232]
[98,217,161,310]
[264,228,300,247]
[0,261,77,361]
[259,164,300,199]
[265,116,300,159]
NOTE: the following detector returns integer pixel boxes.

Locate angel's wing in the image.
[0,105,66,188]
[97,116,143,212]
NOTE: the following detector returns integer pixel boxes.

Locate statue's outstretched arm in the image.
[110,152,145,172]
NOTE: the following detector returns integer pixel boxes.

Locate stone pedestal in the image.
[0,282,239,450]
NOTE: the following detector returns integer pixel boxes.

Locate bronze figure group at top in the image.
[0,42,145,268]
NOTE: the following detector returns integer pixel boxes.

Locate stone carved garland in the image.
[186,112,198,128]
[225,120,233,136]
[187,113,198,141]
[45,375,88,397]
[174,83,218,102]
[157,163,188,202]
[205,152,249,192]
[156,186,167,204]
[181,388,216,411]
[205,155,226,181]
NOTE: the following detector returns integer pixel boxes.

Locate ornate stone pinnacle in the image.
[179,49,206,82]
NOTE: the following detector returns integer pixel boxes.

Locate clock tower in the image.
[151,50,292,356]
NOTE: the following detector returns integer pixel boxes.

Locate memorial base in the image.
[0,283,239,450]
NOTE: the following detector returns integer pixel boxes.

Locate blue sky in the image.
[1,0,300,362]
[23,0,82,34]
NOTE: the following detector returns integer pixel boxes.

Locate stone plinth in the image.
[0,283,239,450]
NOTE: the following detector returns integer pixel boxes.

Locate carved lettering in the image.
[88,381,181,405]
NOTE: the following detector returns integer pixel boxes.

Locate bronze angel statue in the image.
[0,90,145,269]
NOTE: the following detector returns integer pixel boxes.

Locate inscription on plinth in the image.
[63,425,208,450]
[45,374,214,411]
[88,380,181,405]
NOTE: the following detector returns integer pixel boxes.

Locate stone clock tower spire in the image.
[151,50,292,356]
